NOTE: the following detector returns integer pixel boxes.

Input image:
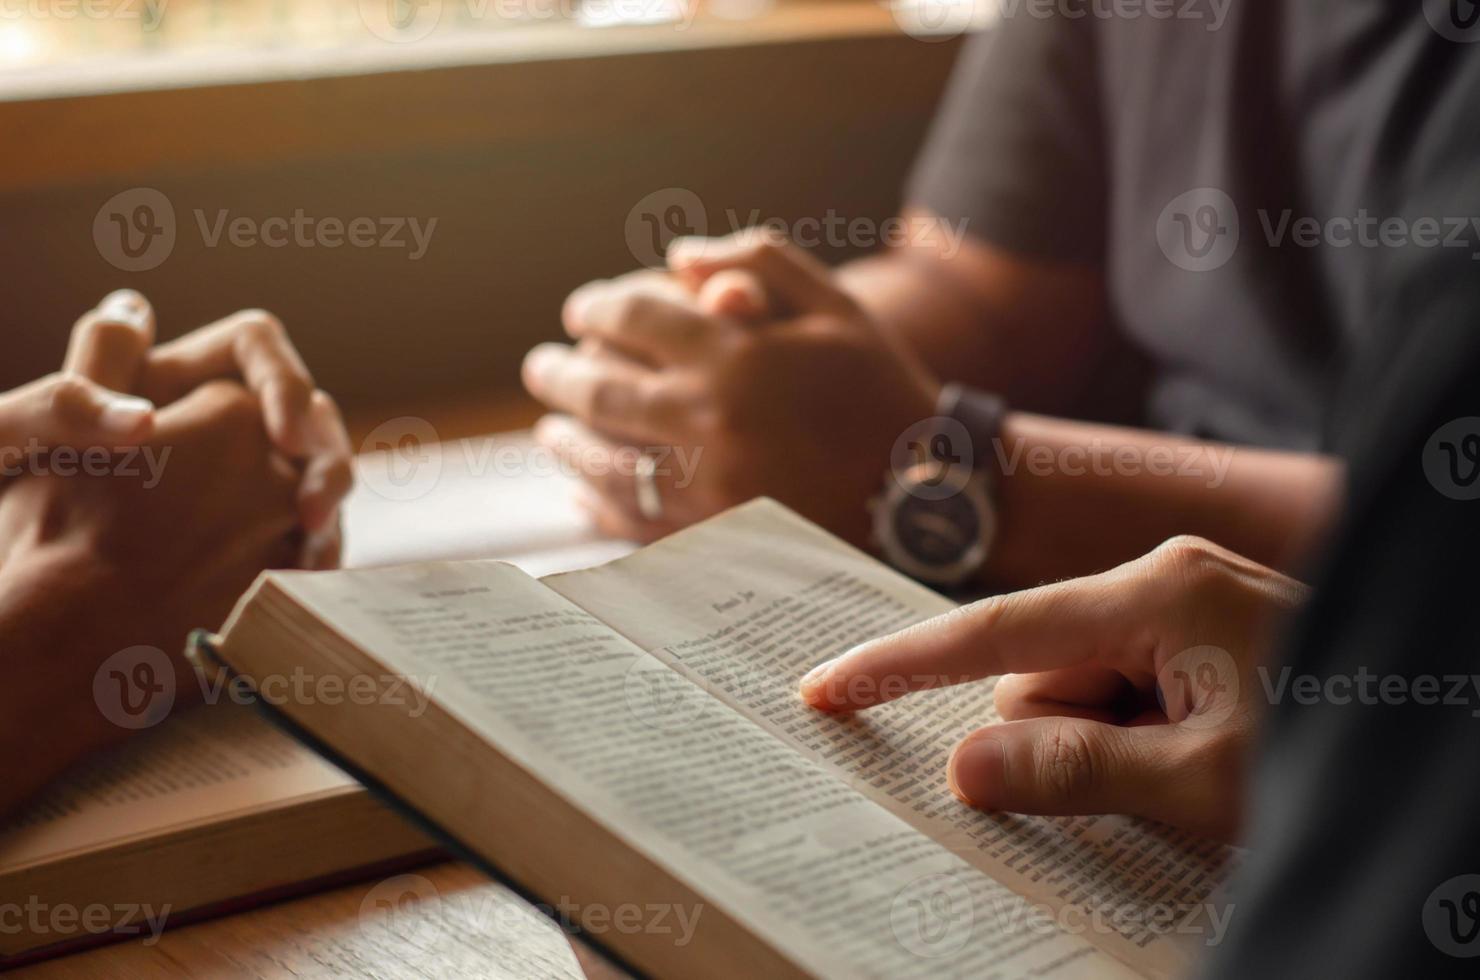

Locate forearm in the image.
[986,413,1345,586]
[835,215,1121,417]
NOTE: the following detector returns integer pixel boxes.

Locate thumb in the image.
[0,374,155,456]
[948,715,1242,840]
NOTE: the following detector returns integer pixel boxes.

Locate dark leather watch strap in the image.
[936,383,1009,488]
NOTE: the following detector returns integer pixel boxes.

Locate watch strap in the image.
[936,383,1009,489]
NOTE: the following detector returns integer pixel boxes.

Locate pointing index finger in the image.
[799,566,1149,712]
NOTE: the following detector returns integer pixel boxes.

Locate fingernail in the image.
[564,285,599,326]
[98,394,154,435]
[523,345,566,388]
[99,289,147,329]
[798,657,841,705]
[948,736,1005,808]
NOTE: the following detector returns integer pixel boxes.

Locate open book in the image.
[203,499,1237,979]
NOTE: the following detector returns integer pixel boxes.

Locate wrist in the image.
[0,543,121,809]
[822,370,944,550]
[869,384,1007,590]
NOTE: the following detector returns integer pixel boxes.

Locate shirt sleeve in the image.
[906,12,1107,265]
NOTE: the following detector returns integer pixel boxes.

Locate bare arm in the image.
[987,412,1343,584]
[836,208,1134,419]
[838,215,1340,581]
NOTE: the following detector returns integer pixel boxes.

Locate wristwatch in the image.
[870,384,1007,589]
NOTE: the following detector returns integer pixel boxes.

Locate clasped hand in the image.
[0,291,353,792]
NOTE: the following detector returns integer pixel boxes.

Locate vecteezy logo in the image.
[624,187,707,268]
[359,416,443,501]
[1442,435,1480,486]
[1423,874,1480,957]
[707,0,775,20]
[890,872,974,958]
[1156,645,1239,731]
[359,0,443,42]
[358,873,444,944]
[1423,418,1480,500]
[1424,0,1480,42]
[622,655,712,734]
[93,646,176,729]
[890,417,974,501]
[1157,188,1240,273]
[890,0,993,42]
[93,188,176,272]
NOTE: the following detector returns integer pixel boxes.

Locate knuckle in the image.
[942,596,1005,646]
[992,674,1030,718]
[277,371,315,407]
[687,397,731,444]
[237,309,286,338]
[642,380,685,426]
[232,310,292,358]
[47,374,90,408]
[671,312,712,348]
[269,454,303,500]
[323,456,355,494]
[1150,534,1225,586]
[611,291,658,329]
[720,324,759,359]
[717,329,770,381]
[46,374,93,415]
[1034,722,1103,801]
[235,312,314,391]
[702,396,750,449]
[585,375,624,419]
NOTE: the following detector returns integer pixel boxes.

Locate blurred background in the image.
[0,0,965,437]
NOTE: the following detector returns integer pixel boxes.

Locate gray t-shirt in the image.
[907,0,1474,451]
[917,6,1480,975]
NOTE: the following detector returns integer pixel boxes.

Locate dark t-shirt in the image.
[908,1,1480,451]
[1202,221,1480,976]
[912,6,1480,973]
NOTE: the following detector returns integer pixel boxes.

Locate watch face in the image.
[891,490,982,567]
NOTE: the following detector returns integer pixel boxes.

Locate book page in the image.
[0,705,357,870]
[543,499,1238,979]
[344,431,634,571]
[269,870,588,980]
[276,559,1125,980]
